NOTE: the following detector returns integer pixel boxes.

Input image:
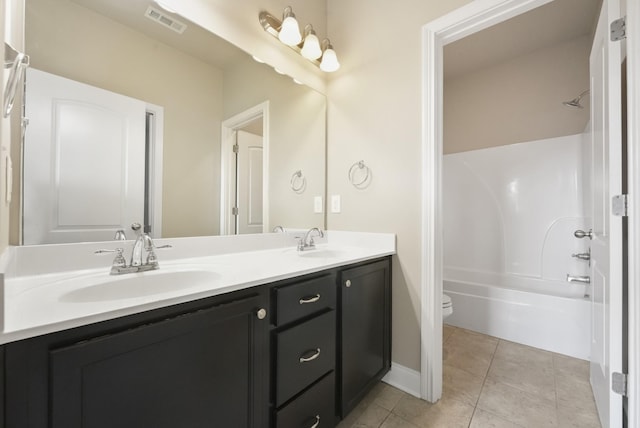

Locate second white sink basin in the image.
[296,249,348,259]
[60,269,220,303]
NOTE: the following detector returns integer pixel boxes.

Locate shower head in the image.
[563,90,590,109]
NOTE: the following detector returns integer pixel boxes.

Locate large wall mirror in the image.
[21,0,326,244]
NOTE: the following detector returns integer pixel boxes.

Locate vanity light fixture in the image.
[319,39,339,72]
[278,6,302,45]
[301,25,322,60]
[259,6,340,72]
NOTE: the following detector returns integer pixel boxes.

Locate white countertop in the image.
[0,231,395,344]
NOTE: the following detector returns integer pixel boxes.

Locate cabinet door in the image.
[50,294,268,428]
[339,259,391,416]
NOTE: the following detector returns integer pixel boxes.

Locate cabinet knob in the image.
[345,280,351,288]
[256,308,267,320]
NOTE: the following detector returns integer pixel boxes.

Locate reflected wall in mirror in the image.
[22,0,326,244]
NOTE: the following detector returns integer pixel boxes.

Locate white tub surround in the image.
[444,268,590,360]
[0,231,395,344]
[443,134,591,360]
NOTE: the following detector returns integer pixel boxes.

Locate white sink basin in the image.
[296,249,348,259]
[60,269,220,303]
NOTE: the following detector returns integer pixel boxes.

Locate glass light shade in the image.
[320,47,340,72]
[301,33,322,60]
[278,16,302,46]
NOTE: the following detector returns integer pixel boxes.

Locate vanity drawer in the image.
[275,274,336,326]
[276,372,336,428]
[276,310,335,406]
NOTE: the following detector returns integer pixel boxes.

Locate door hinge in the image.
[612,372,628,396]
[611,17,626,41]
[233,144,239,153]
[232,206,239,216]
[612,194,628,217]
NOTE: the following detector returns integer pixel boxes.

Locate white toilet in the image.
[442,294,453,319]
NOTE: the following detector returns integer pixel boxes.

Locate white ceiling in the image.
[444,0,602,79]
[70,0,248,70]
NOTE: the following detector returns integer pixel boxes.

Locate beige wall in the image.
[24,0,224,238]
[223,56,326,231]
[444,36,590,154]
[326,0,473,371]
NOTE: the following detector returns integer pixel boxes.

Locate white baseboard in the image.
[382,362,421,398]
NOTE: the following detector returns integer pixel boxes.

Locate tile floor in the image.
[337,324,602,428]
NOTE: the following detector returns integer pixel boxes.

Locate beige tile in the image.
[553,353,589,380]
[469,409,524,428]
[557,404,602,428]
[555,371,598,415]
[392,395,474,428]
[494,340,554,368]
[412,397,475,428]
[392,394,432,423]
[444,329,498,377]
[353,403,390,428]
[443,324,457,343]
[442,364,485,406]
[477,378,558,427]
[487,354,556,401]
[380,413,419,428]
[375,384,407,411]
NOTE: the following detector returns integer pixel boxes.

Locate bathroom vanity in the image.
[0,232,393,428]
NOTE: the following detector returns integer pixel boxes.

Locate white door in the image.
[24,69,146,244]
[589,0,623,426]
[236,130,263,234]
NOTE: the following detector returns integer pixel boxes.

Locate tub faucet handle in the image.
[571,251,590,261]
[574,229,593,239]
[567,274,590,284]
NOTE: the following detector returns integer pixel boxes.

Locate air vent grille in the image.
[144,6,187,34]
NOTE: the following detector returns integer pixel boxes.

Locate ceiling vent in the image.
[144,6,187,34]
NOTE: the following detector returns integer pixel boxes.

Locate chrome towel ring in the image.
[290,170,306,193]
[348,160,371,188]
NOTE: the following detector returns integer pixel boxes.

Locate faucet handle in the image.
[131,222,143,234]
[94,248,127,268]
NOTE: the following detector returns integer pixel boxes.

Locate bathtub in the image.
[443,268,591,360]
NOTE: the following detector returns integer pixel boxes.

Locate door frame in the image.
[220,101,269,235]
[626,1,640,425]
[420,1,638,419]
[145,103,164,239]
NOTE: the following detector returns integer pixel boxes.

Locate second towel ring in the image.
[290,170,306,193]
[348,160,371,188]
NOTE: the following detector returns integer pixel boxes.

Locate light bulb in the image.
[301,29,322,60]
[320,46,340,72]
[278,8,301,46]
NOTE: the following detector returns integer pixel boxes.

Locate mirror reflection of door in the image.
[234,126,263,235]
[23,68,161,244]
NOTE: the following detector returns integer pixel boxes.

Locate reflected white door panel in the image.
[236,130,263,234]
[24,69,146,244]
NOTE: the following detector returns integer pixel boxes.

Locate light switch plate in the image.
[331,195,341,213]
[314,196,323,213]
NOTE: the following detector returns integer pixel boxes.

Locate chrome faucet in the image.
[95,223,171,275]
[113,229,127,240]
[297,228,324,251]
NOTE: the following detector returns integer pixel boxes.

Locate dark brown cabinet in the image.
[1,256,391,428]
[339,259,392,417]
[4,289,269,428]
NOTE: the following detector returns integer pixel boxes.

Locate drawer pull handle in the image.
[299,348,321,363]
[256,308,267,320]
[299,294,321,304]
[309,415,320,428]
[345,280,352,288]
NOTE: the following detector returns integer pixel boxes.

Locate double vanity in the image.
[0,230,394,427]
